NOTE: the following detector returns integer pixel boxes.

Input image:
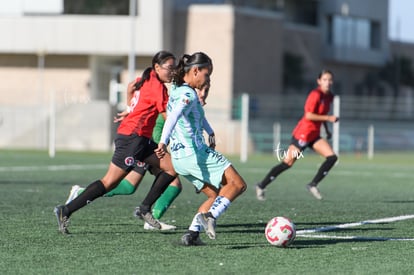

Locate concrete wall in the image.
[233,7,283,97]
[283,23,323,87]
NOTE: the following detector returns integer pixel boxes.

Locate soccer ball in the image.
[265,216,296,247]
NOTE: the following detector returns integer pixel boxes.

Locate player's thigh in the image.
[312,138,335,157]
[101,162,129,188]
[144,152,176,175]
[284,144,301,166]
[201,184,219,198]
[125,170,144,186]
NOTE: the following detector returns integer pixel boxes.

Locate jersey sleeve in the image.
[202,117,214,135]
[159,101,185,145]
[304,90,320,114]
[152,114,165,143]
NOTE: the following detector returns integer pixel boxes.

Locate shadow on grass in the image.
[217,222,394,235]
[223,236,400,250]
[292,237,395,248]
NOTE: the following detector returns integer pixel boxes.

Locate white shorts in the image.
[172,145,232,191]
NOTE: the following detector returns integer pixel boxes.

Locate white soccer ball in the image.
[265,216,296,247]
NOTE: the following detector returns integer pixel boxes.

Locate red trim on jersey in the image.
[292,88,334,142]
[117,70,168,138]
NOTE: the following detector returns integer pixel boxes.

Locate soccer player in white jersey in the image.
[156,52,247,245]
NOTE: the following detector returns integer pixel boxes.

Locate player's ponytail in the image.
[172,52,212,86]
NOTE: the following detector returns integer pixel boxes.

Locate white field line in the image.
[0,164,107,172]
[297,234,414,241]
[296,214,414,242]
[297,215,414,235]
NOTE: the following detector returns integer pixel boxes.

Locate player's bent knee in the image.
[240,182,247,193]
[234,178,247,193]
[327,154,338,164]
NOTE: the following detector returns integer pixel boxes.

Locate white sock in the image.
[188,213,203,232]
[209,196,231,219]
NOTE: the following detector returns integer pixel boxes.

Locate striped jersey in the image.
[162,84,209,158]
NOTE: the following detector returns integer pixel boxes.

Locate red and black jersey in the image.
[292,88,334,142]
[117,70,168,139]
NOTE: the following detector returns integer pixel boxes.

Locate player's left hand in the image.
[155,143,167,159]
[326,131,332,140]
[113,109,130,123]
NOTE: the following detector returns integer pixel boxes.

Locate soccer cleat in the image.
[255,184,266,201]
[54,205,70,234]
[140,211,162,230]
[65,185,84,204]
[197,213,216,240]
[133,206,143,220]
[181,231,205,246]
[143,221,177,231]
[306,184,323,200]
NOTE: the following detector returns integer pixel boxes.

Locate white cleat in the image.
[65,185,84,204]
[255,184,266,201]
[197,213,216,240]
[306,184,323,200]
[143,221,176,231]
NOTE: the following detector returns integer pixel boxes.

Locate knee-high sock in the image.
[140,172,176,213]
[258,162,290,189]
[208,196,231,219]
[189,213,203,232]
[65,180,106,216]
[104,178,137,197]
[309,155,338,187]
[152,185,181,219]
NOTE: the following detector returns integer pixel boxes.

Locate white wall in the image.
[0,0,63,15]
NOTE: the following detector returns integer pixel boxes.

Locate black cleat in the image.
[54,205,70,234]
[181,231,205,246]
[133,206,143,220]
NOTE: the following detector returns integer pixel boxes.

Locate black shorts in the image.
[290,136,321,152]
[112,133,158,172]
[132,161,149,176]
[132,162,159,176]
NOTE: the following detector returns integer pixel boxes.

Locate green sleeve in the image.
[152,114,165,143]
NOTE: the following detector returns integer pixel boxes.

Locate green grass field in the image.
[1,149,413,274]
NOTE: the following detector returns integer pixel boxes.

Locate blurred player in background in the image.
[255,69,339,200]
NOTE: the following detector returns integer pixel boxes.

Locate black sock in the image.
[140,172,176,213]
[310,155,338,186]
[258,162,290,189]
[188,230,199,237]
[66,180,107,216]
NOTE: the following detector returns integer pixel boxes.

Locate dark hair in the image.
[318,69,334,79]
[172,52,212,86]
[134,50,175,90]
